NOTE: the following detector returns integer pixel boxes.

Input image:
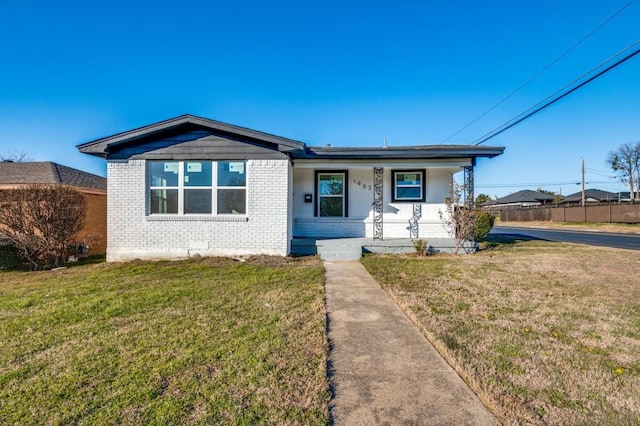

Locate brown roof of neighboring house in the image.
[0,161,106,191]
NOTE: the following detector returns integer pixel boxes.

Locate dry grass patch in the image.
[0,256,329,425]
[362,241,640,425]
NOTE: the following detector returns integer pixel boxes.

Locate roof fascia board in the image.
[77,114,305,156]
[293,159,472,169]
[297,146,504,160]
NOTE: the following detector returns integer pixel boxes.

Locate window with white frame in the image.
[149,160,246,215]
[392,170,425,202]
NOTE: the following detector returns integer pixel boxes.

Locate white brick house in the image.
[78,115,503,261]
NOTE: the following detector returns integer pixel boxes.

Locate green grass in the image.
[362,242,640,426]
[0,256,329,425]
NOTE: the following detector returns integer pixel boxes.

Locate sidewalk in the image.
[324,261,500,425]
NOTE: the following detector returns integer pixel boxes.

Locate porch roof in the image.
[294,145,504,160]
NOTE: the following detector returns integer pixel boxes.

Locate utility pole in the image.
[581,158,586,207]
[581,158,586,222]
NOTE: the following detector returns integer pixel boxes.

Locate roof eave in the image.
[77,114,306,157]
[295,145,504,160]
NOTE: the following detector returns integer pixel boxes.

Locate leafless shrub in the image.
[0,184,86,269]
[439,182,475,254]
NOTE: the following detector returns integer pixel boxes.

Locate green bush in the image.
[474,210,495,241]
[0,242,27,271]
[412,239,428,256]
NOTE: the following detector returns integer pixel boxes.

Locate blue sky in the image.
[1,0,638,198]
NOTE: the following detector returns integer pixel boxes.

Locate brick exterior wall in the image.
[106,159,291,261]
[293,216,450,239]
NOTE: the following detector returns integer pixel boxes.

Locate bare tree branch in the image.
[0,184,86,269]
[607,142,640,203]
[439,182,475,254]
[0,149,35,162]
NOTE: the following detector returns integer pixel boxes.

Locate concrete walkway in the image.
[324,261,500,425]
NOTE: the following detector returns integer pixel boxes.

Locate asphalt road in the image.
[490,225,640,251]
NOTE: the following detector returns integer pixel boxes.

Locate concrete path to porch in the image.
[324,260,500,425]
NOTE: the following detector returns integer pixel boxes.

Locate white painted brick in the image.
[106,159,291,261]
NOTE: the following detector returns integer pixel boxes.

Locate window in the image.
[316,171,348,217]
[149,161,246,215]
[392,170,425,202]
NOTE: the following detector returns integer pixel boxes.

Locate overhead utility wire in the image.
[477,180,613,189]
[440,0,636,144]
[585,168,616,178]
[473,40,640,145]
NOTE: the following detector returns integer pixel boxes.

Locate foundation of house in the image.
[291,237,477,260]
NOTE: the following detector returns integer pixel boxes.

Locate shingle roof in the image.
[77,114,505,161]
[496,190,555,204]
[0,161,106,191]
[562,189,619,203]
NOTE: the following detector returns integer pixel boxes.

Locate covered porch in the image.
[291,160,473,240]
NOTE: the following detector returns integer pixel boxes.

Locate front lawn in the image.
[362,241,640,425]
[0,256,329,425]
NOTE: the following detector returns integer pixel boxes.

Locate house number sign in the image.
[353,179,372,191]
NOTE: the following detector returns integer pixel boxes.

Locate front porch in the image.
[291,237,475,260]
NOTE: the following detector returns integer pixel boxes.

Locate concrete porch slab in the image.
[291,237,477,259]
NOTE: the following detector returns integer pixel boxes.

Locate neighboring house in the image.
[488,189,556,210]
[561,189,619,205]
[0,161,107,254]
[77,114,503,261]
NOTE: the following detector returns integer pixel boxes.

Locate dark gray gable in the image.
[135,135,292,160]
[77,115,306,161]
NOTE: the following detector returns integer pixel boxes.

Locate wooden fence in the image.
[500,204,640,223]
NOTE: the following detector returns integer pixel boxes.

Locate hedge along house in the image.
[0,161,107,255]
[77,115,503,261]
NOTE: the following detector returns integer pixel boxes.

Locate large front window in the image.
[149,161,246,215]
[317,172,347,217]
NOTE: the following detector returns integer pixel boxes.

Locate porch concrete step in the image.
[292,238,365,260]
[316,240,363,261]
[319,251,363,261]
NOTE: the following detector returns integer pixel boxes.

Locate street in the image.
[490,225,640,251]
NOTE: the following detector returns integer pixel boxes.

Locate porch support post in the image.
[463,163,476,244]
[409,203,422,238]
[464,161,475,209]
[373,167,384,240]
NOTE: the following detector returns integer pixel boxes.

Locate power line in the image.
[473,40,640,145]
[477,181,581,188]
[477,180,615,189]
[441,0,636,144]
[585,167,616,178]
